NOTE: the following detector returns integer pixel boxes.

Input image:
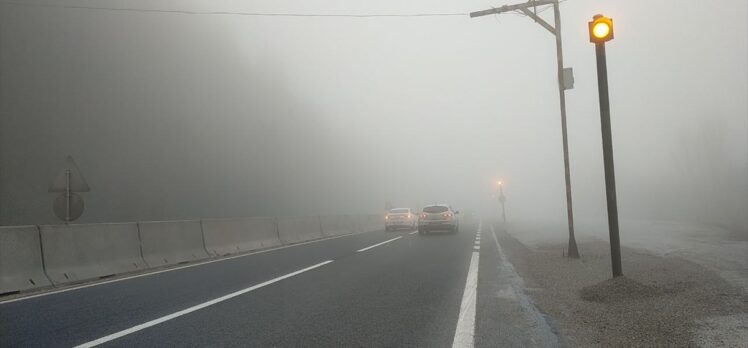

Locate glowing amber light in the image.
[589,15,614,43]
[592,22,611,39]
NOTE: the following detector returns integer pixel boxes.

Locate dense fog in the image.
[1,0,745,234]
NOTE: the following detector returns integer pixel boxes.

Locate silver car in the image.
[385,208,417,231]
[418,204,459,234]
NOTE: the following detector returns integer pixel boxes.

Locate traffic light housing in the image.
[589,14,614,43]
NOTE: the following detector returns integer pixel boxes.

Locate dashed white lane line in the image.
[356,236,403,252]
[75,260,334,348]
[1,229,373,305]
[409,230,419,235]
[452,250,480,348]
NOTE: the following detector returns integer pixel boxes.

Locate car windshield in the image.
[423,206,448,213]
[389,209,409,214]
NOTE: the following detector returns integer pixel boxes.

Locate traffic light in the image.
[589,14,614,43]
[588,13,622,277]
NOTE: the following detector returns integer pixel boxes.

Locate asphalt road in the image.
[0,222,557,347]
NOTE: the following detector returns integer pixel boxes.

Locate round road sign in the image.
[53,193,84,222]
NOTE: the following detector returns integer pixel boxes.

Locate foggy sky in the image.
[1,0,746,233]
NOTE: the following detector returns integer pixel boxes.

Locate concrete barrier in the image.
[0,226,51,294]
[138,220,208,267]
[320,214,380,238]
[202,217,280,256]
[320,215,349,237]
[277,216,323,244]
[40,223,146,285]
[366,214,384,232]
[346,215,365,234]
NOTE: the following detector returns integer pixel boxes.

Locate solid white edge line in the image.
[0,229,379,305]
[356,236,402,252]
[452,250,480,348]
[74,260,334,348]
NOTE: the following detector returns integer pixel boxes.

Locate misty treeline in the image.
[0,3,745,236]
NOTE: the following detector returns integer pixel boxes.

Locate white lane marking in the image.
[0,229,378,305]
[356,236,402,252]
[409,230,419,235]
[452,251,480,348]
[74,260,334,348]
[473,247,480,251]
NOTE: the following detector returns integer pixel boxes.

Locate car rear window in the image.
[423,206,448,213]
[389,208,409,214]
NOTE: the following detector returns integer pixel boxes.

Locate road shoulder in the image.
[474,224,561,347]
[497,225,748,347]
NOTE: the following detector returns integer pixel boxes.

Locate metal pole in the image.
[65,169,71,223]
[594,42,622,277]
[553,2,579,258]
[499,185,506,225]
[0,12,3,225]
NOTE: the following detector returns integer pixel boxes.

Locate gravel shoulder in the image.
[496,224,748,347]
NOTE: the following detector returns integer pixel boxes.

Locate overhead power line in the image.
[0,1,468,18]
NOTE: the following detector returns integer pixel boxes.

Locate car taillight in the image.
[442,212,453,218]
[420,213,427,219]
[385,215,389,220]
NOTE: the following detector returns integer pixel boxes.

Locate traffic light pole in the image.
[498,184,506,226]
[594,41,622,277]
[471,0,579,258]
[589,14,622,277]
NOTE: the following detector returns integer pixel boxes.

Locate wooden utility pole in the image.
[471,0,580,258]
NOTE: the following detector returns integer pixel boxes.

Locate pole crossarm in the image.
[518,7,556,35]
[469,0,555,18]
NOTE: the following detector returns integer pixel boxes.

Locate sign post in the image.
[49,156,90,223]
